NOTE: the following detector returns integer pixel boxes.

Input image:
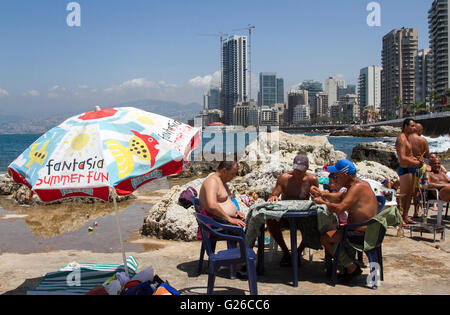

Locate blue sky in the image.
[0,0,433,116]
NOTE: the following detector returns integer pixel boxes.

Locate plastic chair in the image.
[421,188,448,226]
[192,198,236,277]
[328,196,387,290]
[195,213,258,295]
[327,219,386,290]
[355,196,386,263]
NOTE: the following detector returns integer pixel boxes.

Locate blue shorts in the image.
[397,167,416,177]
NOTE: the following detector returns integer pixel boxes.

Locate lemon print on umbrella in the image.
[105,131,160,179]
[25,140,50,168]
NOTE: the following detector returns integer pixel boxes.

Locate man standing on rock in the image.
[395,118,424,226]
[266,155,319,266]
[407,122,429,218]
[199,161,246,227]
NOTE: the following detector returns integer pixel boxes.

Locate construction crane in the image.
[232,24,255,102]
[198,32,228,96]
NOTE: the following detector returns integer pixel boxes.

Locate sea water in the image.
[1,133,449,173]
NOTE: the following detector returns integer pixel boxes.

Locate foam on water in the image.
[382,134,450,154]
[423,134,450,153]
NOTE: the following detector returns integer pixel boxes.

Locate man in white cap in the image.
[267,154,319,267]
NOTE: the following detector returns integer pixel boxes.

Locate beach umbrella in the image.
[8,106,200,276]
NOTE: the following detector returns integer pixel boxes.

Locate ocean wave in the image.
[381,135,450,154]
[424,135,450,153]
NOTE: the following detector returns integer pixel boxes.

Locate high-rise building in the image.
[233,102,250,127]
[359,66,382,111]
[258,73,285,107]
[324,77,338,108]
[315,92,329,119]
[203,87,221,110]
[208,87,221,110]
[298,80,323,121]
[293,105,310,124]
[258,72,277,106]
[287,90,308,124]
[415,49,433,104]
[381,28,418,120]
[337,84,356,101]
[259,106,279,126]
[222,35,248,124]
[429,0,449,110]
[276,78,285,104]
[339,94,360,123]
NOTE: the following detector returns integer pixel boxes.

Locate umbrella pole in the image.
[113,196,130,278]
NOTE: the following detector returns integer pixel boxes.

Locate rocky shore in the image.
[140,131,398,241]
[329,125,401,138]
[0,173,135,205]
[0,130,407,242]
[351,142,399,170]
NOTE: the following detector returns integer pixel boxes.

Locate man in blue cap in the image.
[310,159,378,281]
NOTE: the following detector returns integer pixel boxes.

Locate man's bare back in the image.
[408,133,429,160]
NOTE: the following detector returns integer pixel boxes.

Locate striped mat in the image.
[27,256,139,295]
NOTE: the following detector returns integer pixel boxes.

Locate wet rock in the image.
[11,184,135,206]
[0,174,20,195]
[351,142,399,169]
[355,160,398,182]
[330,125,401,138]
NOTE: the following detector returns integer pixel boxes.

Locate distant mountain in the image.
[115,99,202,123]
[0,100,202,134]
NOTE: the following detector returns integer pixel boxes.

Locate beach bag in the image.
[178,186,198,209]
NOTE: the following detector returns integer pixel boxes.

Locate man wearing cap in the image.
[267,155,319,267]
[311,159,378,281]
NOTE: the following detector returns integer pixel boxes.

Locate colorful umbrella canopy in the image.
[8,107,200,277]
[8,106,200,202]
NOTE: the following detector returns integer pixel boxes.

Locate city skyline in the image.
[0,0,433,118]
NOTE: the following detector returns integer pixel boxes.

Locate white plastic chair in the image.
[422,187,448,226]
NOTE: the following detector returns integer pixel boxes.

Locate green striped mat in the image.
[27,256,139,295]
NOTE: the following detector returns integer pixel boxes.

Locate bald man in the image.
[407,122,429,217]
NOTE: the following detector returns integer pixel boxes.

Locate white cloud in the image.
[48,85,67,98]
[188,71,220,88]
[24,90,40,97]
[0,88,9,98]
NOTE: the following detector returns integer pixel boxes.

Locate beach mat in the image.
[27,256,138,295]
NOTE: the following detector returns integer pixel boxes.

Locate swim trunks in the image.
[414,164,427,189]
[397,167,416,177]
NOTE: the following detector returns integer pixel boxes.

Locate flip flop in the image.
[405,217,417,225]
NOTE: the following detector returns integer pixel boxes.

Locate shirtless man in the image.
[199,161,245,227]
[395,118,423,226]
[266,155,319,266]
[407,122,430,217]
[311,159,378,280]
[427,153,448,174]
[428,157,450,202]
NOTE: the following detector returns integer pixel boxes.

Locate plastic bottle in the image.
[397,226,404,238]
